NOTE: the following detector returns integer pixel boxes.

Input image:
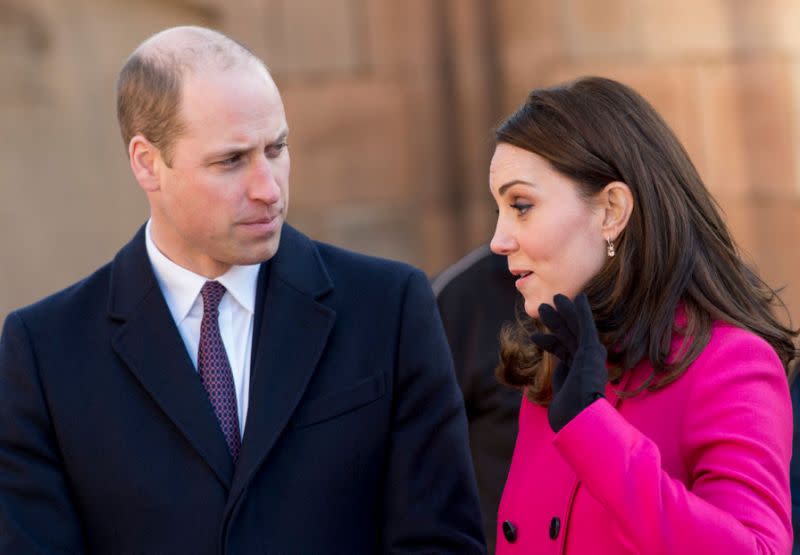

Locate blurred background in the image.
[1,0,800,329]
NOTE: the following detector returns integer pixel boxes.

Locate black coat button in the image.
[502,520,517,543]
[549,516,561,539]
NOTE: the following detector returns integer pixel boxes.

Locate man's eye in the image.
[219,154,243,167]
[266,142,287,158]
[510,202,532,215]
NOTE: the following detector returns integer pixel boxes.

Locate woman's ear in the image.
[598,181,633,241]
[128,135,162,193]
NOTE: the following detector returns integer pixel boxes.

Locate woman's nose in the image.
[490,224,517,255]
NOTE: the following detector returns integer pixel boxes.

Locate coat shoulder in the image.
[694,322,784,374]
[313,239,422,286]
[7,262,113,333]
[431,245,495,298]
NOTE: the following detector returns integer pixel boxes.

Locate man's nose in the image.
[249,157,281,203]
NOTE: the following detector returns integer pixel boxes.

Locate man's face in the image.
[148,62,290,277]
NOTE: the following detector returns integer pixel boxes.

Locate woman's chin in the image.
[523,299,541,320]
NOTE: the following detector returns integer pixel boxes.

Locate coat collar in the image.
[227,224,336,508]
[108,225,236,488]
[267,224,333,298]
[107,224,336,495]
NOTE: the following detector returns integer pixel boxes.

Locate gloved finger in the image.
[540,299,577,354]
[553,294,580,341]
[530,332,570,363]
[537,302,563,330]
[530,331,559,352]
[539,298,578,353]
[574,292,601,347]
[551,361,569,393]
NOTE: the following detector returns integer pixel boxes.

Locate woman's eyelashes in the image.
[510,200,533,216]
[494,200,533,216]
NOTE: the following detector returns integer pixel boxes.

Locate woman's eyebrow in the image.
[498,179,536,195]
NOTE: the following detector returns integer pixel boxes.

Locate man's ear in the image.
[129,135,162,193]
[597,181,634,240]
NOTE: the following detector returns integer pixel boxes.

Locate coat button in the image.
[549,516,561,539]
[502,520,517,543]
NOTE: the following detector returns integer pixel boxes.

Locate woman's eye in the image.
[510,202,532,215]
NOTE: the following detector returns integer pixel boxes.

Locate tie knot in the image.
[200,281,227,314]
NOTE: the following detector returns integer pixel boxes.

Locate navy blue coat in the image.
[790,372,800,554]
[0,224,485,554]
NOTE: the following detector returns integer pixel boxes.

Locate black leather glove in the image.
[531,293,608,433]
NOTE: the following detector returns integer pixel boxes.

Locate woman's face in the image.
[489,143,607,319]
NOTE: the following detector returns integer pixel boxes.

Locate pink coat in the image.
[496,321,792,554]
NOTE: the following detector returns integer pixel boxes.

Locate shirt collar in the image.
[145,220,259,323]
[215,263,259,315]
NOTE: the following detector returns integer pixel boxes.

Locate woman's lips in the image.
[512,271,533,289]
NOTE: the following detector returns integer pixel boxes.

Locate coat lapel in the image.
[228,225,335,506]
[108,226,234,489]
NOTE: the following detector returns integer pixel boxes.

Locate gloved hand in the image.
[531,293,608,433]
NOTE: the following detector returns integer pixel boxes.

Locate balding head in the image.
[135,26,263,74]
[116,26,270,165]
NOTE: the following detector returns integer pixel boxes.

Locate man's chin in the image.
[235,231,282,265]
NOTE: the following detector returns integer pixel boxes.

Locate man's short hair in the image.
[115,27,263,166]
[116,51,184,166]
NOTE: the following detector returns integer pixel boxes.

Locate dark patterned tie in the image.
[198,281,241,463]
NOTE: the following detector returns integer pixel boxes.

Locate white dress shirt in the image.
[145,221,259,436]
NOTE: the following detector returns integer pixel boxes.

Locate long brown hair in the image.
[495,76,798,404]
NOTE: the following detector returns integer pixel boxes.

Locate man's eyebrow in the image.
[204,146,250,161]
[498,179,536,195]
[205,129,290,160]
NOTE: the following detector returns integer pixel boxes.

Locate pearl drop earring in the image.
[606,237,616,258]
